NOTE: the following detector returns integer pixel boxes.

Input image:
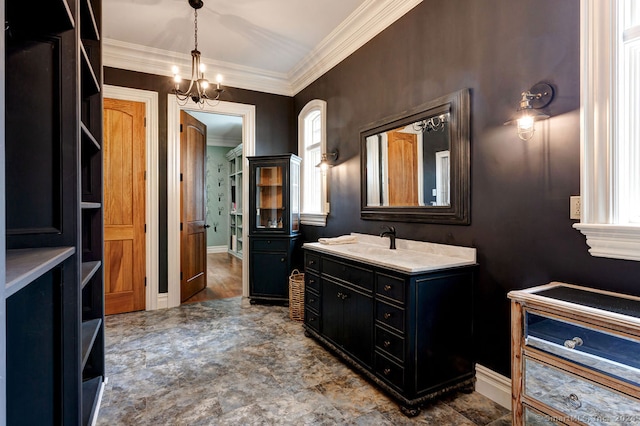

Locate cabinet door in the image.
[250,250,288,298]
[342,287,374,368]
[321,279,344,345]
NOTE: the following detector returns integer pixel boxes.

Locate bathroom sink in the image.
[304,233,477,273]
[346,245,397,256]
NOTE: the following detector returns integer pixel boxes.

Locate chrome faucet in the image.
[379,225,397,249]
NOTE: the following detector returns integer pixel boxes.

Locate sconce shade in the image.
[505,82,554,141]
[316,150,339,171]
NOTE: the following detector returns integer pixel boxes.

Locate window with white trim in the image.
[298,100,328,226]
[574,0,640,261]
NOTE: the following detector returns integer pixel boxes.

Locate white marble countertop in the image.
[303,233,476,274]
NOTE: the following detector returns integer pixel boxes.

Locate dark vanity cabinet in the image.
[303,248,476,416]
[248,155,301,303]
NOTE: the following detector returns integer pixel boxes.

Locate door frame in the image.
[167,98,255,308]
[104,85,160,310]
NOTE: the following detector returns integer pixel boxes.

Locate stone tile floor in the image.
[97,297,511,425]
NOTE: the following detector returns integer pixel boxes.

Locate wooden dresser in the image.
[508,282,640,425]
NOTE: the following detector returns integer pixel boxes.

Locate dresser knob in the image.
[384,312,392,319]
[383,340,391,348]
[309,279,315,284]
[309,260,315,265]
[309,298,315,303]
[383,368,391,376]
[566,393,582,409]
[383,285,391,291]
[564,337,583,349]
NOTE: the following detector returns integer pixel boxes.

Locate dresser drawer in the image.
[305,289,320,313]
[524,357,640,423]
[305,271,320,293]
[523,405,562,425]
[526,312,640,387]
[376,300,405,333]
[375,326,405,362]
[376,273,405,303]
[375,352,405,391]
[305,308,321,332]
[252,238,289,251]
[322,258,373,291]
[305,253,320,273]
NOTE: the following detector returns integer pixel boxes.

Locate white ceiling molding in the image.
[103,0,422,97]
[207,136,242,148]
[288,0,423,95]
[103,38,293,96]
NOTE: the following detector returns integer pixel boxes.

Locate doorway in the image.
[182,110,244,304]
[167,99,256,308]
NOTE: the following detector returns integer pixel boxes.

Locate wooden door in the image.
[180,111,207,302]
[387,130,419,206]
[103,98,146,315]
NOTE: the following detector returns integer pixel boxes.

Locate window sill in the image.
[573,223,640,262]
[301,212,327,227]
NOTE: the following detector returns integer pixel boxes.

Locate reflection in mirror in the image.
[365,112,450,207]
[360,88,470,224]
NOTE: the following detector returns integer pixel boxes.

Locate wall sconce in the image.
[316,150,339,172]
[505,82,554,141]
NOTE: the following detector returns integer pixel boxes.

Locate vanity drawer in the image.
[524,357,640,423]
[375,326,405,362]
[305,253,320,273]
[322,258,373,291]
[375,352,405,391]
[526,312,640,387]
[305,271,320,293]
[305,289,320,313]
[376,300,405,333]
[376,273,405,304]
[252,238,289,251]
[305,308,321,332]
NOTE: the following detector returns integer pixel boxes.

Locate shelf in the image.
[81,261,101,289]
[81,122,101,151]
[80,42,100,96]
[6,247,75,298]
[80,0,100,41]
[81,318,102,369]
[81,202,102,209]
[82,376,103,426]
[7,0,75,37]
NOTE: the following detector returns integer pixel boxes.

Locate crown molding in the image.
[103,38,293,96]
[103,0,422,97]
[207,136,242,147]
[288,0,423,94]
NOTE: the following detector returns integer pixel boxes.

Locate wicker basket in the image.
[288,269,305,321]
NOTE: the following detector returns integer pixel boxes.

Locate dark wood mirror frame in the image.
[360,88,470,224]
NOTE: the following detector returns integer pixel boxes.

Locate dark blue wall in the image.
[294,0,640,377]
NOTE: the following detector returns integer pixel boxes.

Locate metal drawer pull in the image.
[566,393,582,409]
[383,340,391,348]
[564,337,583,349]
[309,298,315,303]
[384,312,392,319]
[308,260,315,265]
[383,285,391,291]
[383,368,391,376]
[337,292,348,300]
[308,279,315,284]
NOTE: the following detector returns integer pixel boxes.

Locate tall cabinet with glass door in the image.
[248,154,301,303]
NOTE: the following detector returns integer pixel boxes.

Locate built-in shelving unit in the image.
[2,0,105,423]
[226,144,243,258]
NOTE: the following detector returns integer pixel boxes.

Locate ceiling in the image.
[186,111,242,146]
[102,0,422,95]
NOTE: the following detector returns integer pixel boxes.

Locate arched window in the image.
[298,100,328,226]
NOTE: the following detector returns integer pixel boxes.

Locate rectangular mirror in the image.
[360,88,470,224]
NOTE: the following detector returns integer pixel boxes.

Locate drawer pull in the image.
[383,340,391,348]
[309,298,315,303]
[563,337,583,349]
[566,393,582,409]
[383,285,392,291]
[384,312,392,319]
[383,368,391,376]
[309,279,315,284]
[337,292,348,300]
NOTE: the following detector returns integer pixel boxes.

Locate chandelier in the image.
[413,113,449,133]
[171,0,224,107]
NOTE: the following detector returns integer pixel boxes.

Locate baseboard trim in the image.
[475,364,511,409]
[157,293,168,310]
[207,245,228,254]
